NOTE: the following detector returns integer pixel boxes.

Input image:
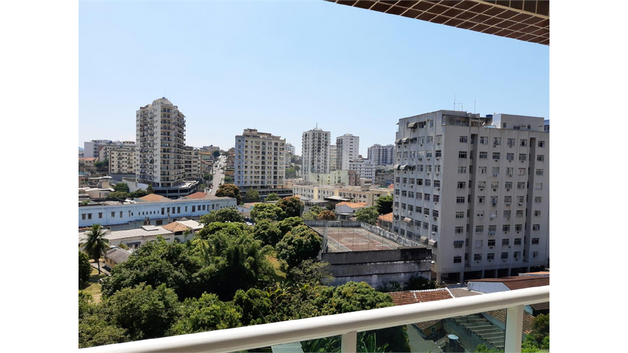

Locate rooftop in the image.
[468,276,549,290]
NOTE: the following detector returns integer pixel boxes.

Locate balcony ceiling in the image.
[326,0,549,45]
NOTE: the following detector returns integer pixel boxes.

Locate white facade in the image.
[349,158,376,181]
[107,146,137,174]
[336,133,359,171]
[302,128,331,181]
[136,97,186,187]
[291,184,392,206]
[234,129,286,191]
[182,146,202,180]
[392,110,549,283]
[78,195,237,228]
[368,144,395,166]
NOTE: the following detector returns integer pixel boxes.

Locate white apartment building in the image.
[107,146,137,174]
[291,184,392,206]
[84,140,135,160]
[285,143,295,166]
[302,127,331,181]
[392,110,549,284]
[329,145,337,172]
[368,144,395,166]
[348,158,377,182]
[234,129,286,195]
[136,97,186,188]
[336,133,359,171]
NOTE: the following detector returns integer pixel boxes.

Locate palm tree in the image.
[81,224,110,275]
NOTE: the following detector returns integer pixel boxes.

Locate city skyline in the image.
[79,0,549,157]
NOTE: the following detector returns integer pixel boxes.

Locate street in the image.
[209,155,226,195]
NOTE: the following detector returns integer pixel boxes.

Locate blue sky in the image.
[79,0,549,156]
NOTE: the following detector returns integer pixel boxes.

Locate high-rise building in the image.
[302,127,331,181]
[368,144,395,166]
[182,146,202,180]
[136,97,186,188]
[234,129,286,197]
[108,146,137,174]
[329,145,337,172]
[285,143,295,166]
[336,133,359,171]
[392,110,549,284]
[348,158,376,182]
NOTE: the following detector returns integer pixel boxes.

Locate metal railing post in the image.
[341,331,357,353]
[504,305,524,353]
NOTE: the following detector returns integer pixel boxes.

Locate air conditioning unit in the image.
[493,173,498,177]
[519,203,523,206]
[437,187,440,191]
[489,232,496,236]
[480,188,484,191]
[506,202,511,206]
[506,189,510,191]
[436,157,440,160]
[489,246,493,249]
[493,189,497,192]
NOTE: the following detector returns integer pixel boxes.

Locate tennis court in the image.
[311,226,401,252]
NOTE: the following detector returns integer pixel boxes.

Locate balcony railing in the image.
[80,286,548,353]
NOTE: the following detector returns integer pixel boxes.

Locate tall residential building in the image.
[329,145,337,172]
[368,144,395,166]
[348,158,376,182]
[285,143,295,166]
[234,129,286,197]
[108,146,137,174]
[392,110,549,284]
[136,97,186,188]
[336,133,359,171]
[182,146,202,180]
[302,127,331,181]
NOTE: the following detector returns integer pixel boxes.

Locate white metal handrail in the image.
[81,285,549,353]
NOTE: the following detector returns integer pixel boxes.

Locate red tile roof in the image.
[378,212,393,222]
[336,202,369,209]
[388,289,453,306]
[138,194,170,202]
[183,192,208,199]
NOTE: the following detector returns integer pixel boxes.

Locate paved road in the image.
[209,155,226,195]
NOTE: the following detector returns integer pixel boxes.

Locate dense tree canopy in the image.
[245,188,261,202]
[215,184,242,204]
[276,225,322,269]
[265,193,279,201]
[79,251,92,288]
[169,293,242,335]
[375,195,393,215]
[277,196,303,218]
[250,203,285,222]
[113,183,130,193]
[253,219,283,247]
[355,206,380,225]
[200,207,244,224]
[316,210,337,221]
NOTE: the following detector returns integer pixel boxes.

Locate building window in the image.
[536,169,544,176]
[488,239,496,247]
[480,136,488,144]
[475,225,484,233]
[501,252,508,259]
[516,210,524,217]
[433,194,440,202]
[82,214,86,220]
[88,213,92,220]
[434,180,441,187]
[507,138,516,147]
[455,227,464,234]
[457,181,466,189]
[520,139,528,147]
[532,238,540,244]
[456,212,465,219]
[493,137,501,146]
[538,141,545,147]
[459,151,467,159]
[487,253,495,260]
[111,212,115,218]
[478,181,486,189]
[456,196,465,204]
[454,256,462,263]
[503,225,510,232]
[479,166,487,174]
[504,210,511,218]
[535,183,543,190]
[534,210,541,217]
[460,136,468,143]
[519,153,527,161]
[534,196,542,203]
[533,224,541,231]
[479,151,488,159]
[478,196,485,204]
[537,155,545,161]
[458,166,467,174]
[492,152,500,160]
[474,254,482,261]
[506,153,514,161]
[514,238,522,245]
[517,182,526,189]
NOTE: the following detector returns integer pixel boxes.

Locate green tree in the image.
[404,274,437,291]
[106,191,131,202]
[231,288,273,326]
[276,225,322,268]
[253,219,283,247]
[102,283,181,340]
[79,311,130,348]
[285,259,332,286]
[265,193,280,201]
[251,203,285,222]
[200,207,244,224]
[130,189,148,198]
[113,182,130,193]
[100,238,201,300]
[169,292,242,335]
[277,196,304,218]
[79,251,92,288]
[285,167,297,179]
[316,210,337,221]
[212,150,221,158]
[277,216,304,235]
[81,224,110,275]
[355,206,380,225]
[375,195,393,215]
[215,183,242,204]
[146,185,154,194]
[377,281,403,293]
[245,188,261,202]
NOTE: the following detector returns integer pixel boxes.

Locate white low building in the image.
[78,192,236,229]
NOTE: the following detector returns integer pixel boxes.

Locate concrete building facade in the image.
[368,144,395,166]
[302,127,331,181]
[336,133,359,171]
[107,146,137,174]
[234,129,286,197]
[136,97,186,188]
[391,110,549,284]
[349,158,377,182]
[329,144,337,172]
